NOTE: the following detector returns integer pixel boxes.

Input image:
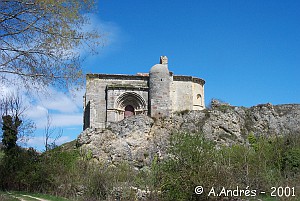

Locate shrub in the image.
[283,147,300,174]
[157,132,300,200]
[159,133,225,200]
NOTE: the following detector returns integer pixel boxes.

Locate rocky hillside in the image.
[77,101,300,169]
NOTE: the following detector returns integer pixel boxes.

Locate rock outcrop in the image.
[77,101,300,168]
[77,115,155,168]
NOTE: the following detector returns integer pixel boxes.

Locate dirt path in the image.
[6,192,51,201]
[22,194,50,201]
[6,192,26,201]
[13,196,27,201]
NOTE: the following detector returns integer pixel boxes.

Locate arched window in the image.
[124,105,135,118]
[196,94,202,105]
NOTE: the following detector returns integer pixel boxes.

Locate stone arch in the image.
[115,92,147,120]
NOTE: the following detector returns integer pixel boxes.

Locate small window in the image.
[196,94,202,105]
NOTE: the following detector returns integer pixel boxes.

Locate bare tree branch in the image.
[44,113,63,151]
[0,0,100,92]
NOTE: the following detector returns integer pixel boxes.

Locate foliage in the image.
[0,133,300,200]
[157,132,300,200]
[0,0,100,91]
[159,133,225,201]
[0,144,80,193]
[0,93,35,146]
[247,132,257,146]
[1,115,20,150]
[282,133,300,177]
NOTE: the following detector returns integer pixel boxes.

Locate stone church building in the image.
[83,56,205,129]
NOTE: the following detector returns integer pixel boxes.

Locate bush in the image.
[283,147,300,174]
[159,133,225,200]
[158,132,300,200]
[1,133,300,200]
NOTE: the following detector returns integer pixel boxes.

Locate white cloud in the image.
[26,136,45,148]
[50,114,82,128]
[73,88,85,108]
[84,14,120,47]
[37,88,81,113]
[76,14,122,61]
[1,85,84,129]
[26,105,48,119]
[55,136,72,145]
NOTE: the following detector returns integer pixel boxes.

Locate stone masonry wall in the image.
[149,64,172,118]
[85,75,148,129]
[106,88,148,124]
[171,80,193,111]
[192,82,205,110]
[170,80,205,112]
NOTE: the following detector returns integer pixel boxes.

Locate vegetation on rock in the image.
[1,131,300,200]
[1,100,300,200]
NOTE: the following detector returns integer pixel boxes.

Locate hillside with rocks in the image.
[77,101,300,169]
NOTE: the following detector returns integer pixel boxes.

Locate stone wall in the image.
[149,63,172,118]
[106,88,148,125]
[84,57,206,130]
[85,74,148,129]
[170,76,205,112]
[171,80,193,111]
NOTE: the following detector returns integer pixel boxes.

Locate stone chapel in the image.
[83,56,205,129]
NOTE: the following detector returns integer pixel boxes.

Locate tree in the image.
[1,115,21,150]
[44,113,62,151]
[0,92,35,146]
[0,0,100,91]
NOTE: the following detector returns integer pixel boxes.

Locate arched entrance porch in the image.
[114,92,147,121]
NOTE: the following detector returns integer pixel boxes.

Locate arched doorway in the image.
[114,92,147,121]
[124,105,134,118]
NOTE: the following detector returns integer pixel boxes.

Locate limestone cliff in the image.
[77,101,300,168]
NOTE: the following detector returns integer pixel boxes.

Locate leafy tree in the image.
[1,115,21,150]
[0,92,35,145]
[0,0,100,91]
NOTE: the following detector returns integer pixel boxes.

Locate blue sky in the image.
[87,0,300,106]
[5,0,300,150]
